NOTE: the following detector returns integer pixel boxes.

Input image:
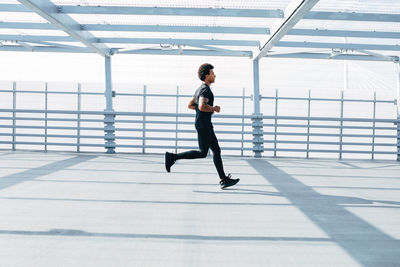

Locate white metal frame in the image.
[1,1,400,159]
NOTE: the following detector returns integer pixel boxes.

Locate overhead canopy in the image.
[0,0,399,61]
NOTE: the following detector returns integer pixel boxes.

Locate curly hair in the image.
[198,63,214,81]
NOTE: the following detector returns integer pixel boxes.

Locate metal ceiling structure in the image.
[0,0,399,59]
[1,0,400,114]
[0,0,400,158]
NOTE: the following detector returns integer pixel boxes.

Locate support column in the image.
[104,55,116,154]
[252,59,263,158]
[396,62,400,161]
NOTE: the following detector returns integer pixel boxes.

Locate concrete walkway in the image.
[0,151,399,267]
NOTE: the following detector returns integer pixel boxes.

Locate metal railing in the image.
[258,89,399,159]
[0,82,399,160]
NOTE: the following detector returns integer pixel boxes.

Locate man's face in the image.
[206,69,216,84]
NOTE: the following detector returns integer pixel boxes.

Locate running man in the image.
[165,63,239,189]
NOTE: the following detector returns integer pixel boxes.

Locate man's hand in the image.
[213,105,220,113]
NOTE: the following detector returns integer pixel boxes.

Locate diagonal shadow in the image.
[246,159,400,267]
[30,179,270,188]
[194,188,282,197]
[0,228,332,242]
[0,196,290,207]
[0,155,96,191]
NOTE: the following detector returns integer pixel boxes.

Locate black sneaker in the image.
[220,174,239,189]
[165,152,175,173]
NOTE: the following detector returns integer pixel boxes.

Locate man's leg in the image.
[209,129,240,189]
[175,128,209,160]
[165,127,209,172]
[209,129,226,179]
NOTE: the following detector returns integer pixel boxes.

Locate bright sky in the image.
[1,50,397,99]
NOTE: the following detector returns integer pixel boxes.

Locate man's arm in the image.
[188,97,195,110]
[199,96,220,113]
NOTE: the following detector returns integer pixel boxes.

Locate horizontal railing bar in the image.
[2,117,395,130]
[262,148,397,154]
[1,109,398,123]
[263,116,398,123]
[0,124,395,137]
[0,116,394,130]
[263,123,396,130]
[262,139,397,146]
[1,140,394,153]
[1,132,395,146]
[0,133,104,139]
[0,109,253,119]
[0,141,253,151]
[115,144,253,151]
[0,116,104,123]
[0,116,252,127]
[115,92,252,99]
[0,89,103,95]
[261,96,395,103]
[116,120,252,127]
[0,133,252,143]
[0,141,104,147]
[114,128,252,134]
[118,137,254,143]
[263,131,396,138]
[0,125,252,135]
[0,125,104,131]
[0,109,105,115]
[0,90,251,99]
[0,90,395,103]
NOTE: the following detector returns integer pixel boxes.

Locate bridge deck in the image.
[0,151,399,266]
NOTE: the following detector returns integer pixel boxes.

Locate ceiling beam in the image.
[276,41,400,51]
[288,29,400,39]
[0,45,252,57]
[0,34,74,42]
[3,34,399,52]
[265,52,399,62]
[0,45,90,53]
[255,0,320,60]
[81,24,270,35]
[0,34,258,46]
[58,5,283,18]
[99,37,258,47]
[16,0,110,56]
[2,4,398,22]
[3,22,400,39]
[305,11,400,22]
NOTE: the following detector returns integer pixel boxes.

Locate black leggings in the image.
[176,125,226,179]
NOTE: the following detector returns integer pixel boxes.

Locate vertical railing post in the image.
[396,62,400,161]
[306,90,311,158]
[339,90,344,159]
[142,85,147,154]
[372,91,376,159]
[273,88,278,157]
[252,59,263,158]
[104,55,116,154]
[175,85,179,154]
[241,87,245,156]
[12,81,16,151]
[44,82,48,151]
[77,83,81,152]
[343,37,348,91]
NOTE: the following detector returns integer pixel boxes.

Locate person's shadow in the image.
[194,188,400,206]
[194,188,281,197]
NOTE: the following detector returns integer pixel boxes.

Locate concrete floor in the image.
[0,151,399,267]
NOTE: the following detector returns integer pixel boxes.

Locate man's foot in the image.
[165,152,176,173]
[220,174,239,189]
